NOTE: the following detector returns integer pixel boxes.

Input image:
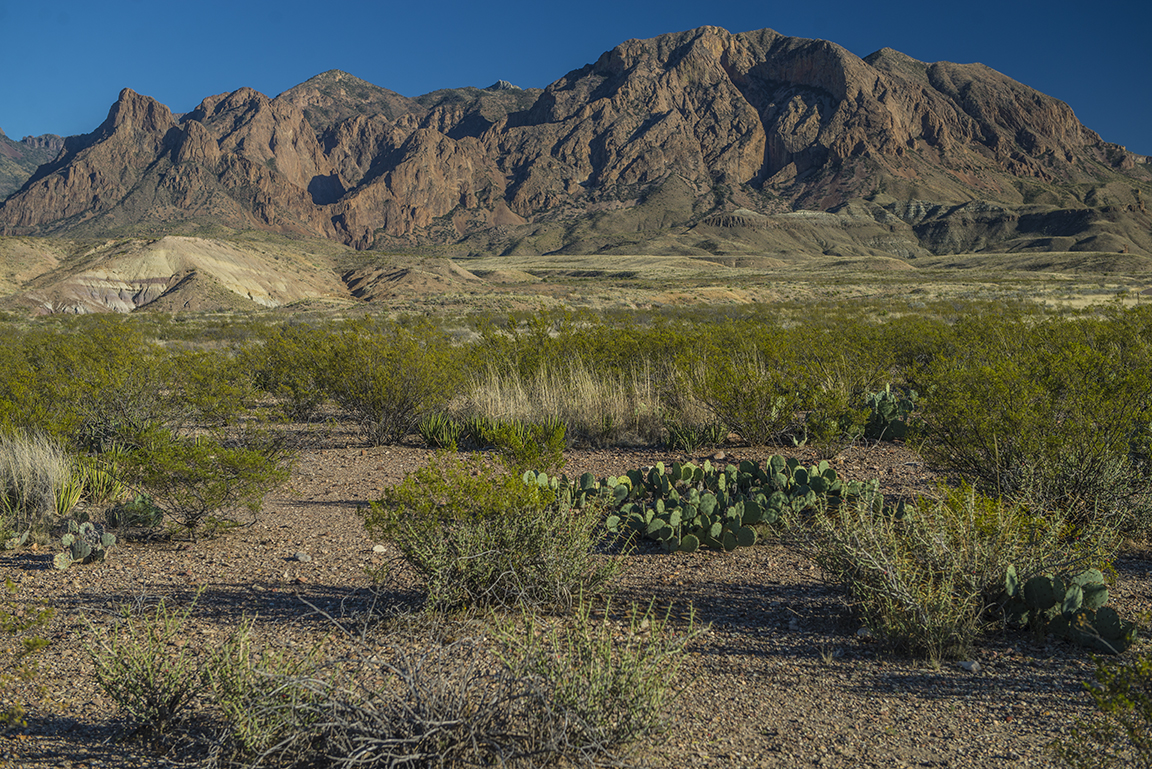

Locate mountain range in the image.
[1,25,1150,313]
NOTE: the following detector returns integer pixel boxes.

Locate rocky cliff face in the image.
[0,130,65,200]
[2,26,1149,257]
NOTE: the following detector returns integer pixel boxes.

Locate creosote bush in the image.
[916,313,1152,533]
[362,452,620,612]
[318,319,468,446]
[117,426,293,541]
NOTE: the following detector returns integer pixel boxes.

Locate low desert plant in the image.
[1,578,53,729]
[361,452,620,612]
[241,640,559,768]
[85,593,209,736]
[495,598,703,754]
[1052,639,1152,767]
[0,431,76,542]
[663,419,728,453]
[222,601,699,769]
[786,484,1119,662]
[201,616,326,757]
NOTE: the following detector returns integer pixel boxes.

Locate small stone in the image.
[294,551,312,562]
[372,544,386,553]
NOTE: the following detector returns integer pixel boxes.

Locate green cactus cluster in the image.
[1000,565,1137,653]
[2,530,29,551]
[53,519,116,570]
[532,456,878,554]
[863,384,919,441]
[106,494,164,529]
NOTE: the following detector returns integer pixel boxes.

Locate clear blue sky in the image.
[2,0,1149,155]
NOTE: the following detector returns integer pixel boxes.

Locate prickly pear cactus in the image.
[53,519,117,570]
[593,455,879,553]
[1000,564,1135,653]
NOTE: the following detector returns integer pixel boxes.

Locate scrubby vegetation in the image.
[1,296,1151,764]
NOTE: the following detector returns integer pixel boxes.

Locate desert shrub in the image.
[1,579,53,729]
[361,452,619,612]
[2,318,177,447]
[786,484,1119,662]
[793,387,869,459]
[247,322,330,421]
[460,415,568,472]
[1053,642,1152,768]
[85,595,209,737]
[319,319,467,445]
[201,616,326,758]
[916,314,1152,532]
[495,598,703,754]
[224,603,699,768]
[248,640,536,767]
[687,345,802,446]
[117,426,293,540]
[167,347,260,428]
[0,431,77,542]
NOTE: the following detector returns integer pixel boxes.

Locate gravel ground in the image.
[2,436,1149,768]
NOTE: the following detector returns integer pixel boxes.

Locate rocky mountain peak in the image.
[1,25,1148,258]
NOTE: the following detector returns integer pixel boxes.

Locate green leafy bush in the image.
[248,322,330,421]
[686,348,801,446]
[916,315,1152,531]
[793,387,869,459]
[461,415,567,472]
[361,453,619,611]
[117,426,293,541]
[319,319,468,446]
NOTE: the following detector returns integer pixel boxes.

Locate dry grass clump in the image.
[0,431,78,541]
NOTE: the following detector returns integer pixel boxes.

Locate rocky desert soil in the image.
[2,432,1150,769]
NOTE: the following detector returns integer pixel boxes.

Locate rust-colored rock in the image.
[2,27,1149,257]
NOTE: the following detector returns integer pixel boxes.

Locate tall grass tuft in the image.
[0,431,76,539]
[457,361,683,447]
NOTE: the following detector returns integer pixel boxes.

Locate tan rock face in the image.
[1,28,1149,255]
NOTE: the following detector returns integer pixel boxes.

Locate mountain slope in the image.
[0,128,64,200]
[1,26,1149,258]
